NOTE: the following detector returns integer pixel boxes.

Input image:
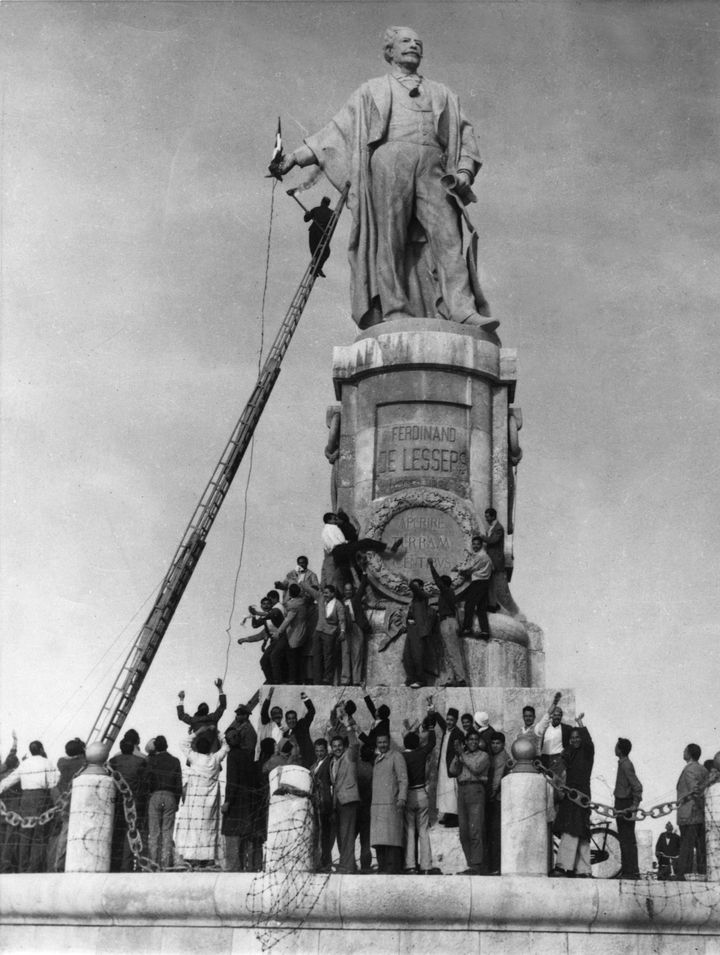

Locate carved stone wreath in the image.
[362,487,479,602]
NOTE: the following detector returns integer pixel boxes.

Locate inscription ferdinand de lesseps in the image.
[374,403,469,498]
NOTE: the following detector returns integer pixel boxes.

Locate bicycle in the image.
[551,817,622,879]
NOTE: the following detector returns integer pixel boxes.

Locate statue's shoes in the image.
[461,313,500,333]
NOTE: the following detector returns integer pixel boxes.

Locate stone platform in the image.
[256,684,573,758]
[1,872,718,954]
[259,683,571,875]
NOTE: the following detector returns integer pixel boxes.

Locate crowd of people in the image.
[0,686,716,879]
[237,507,521,689]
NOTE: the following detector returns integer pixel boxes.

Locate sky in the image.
[1,0,719,845]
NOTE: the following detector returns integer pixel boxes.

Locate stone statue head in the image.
[382,26,423,68]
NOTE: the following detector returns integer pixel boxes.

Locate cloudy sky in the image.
[2,1,718,840]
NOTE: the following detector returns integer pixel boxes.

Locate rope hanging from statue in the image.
[222,121,285,671]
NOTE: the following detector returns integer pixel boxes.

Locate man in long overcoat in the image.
[370,732,408,873]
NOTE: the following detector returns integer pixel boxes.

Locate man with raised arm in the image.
[551,715,594,878]
[402,719,437,874]
[176,677,226,752]
[283,692,316,769]
[258,687,285,756]
[534,691,575,774]
[237,594,285,684]
[427,557,467,686]
[279,26,494,333]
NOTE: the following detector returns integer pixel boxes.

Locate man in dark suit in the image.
[109,738,146,871]
[283,693,316,768]
[655,822,681,880]
[176,677,226,752]
[477,507,520,616]
[675,743,709,879]
[330,728,361,873]
[145,735,183,869]
[341,575,371,685]
[303,196,333,277]
[613,737,643,879]
[311,739,335,871]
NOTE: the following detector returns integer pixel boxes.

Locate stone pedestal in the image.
[332,319,517,538]
[705,782,720,881]
[65,770,115,873]
[328,319,544,689]
[501,772,550,876]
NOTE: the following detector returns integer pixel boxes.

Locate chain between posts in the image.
[1,762,710,858]
[105,765,160,872]
[106,765,221,873]
[532,759,706,822]
[0,790,68,828]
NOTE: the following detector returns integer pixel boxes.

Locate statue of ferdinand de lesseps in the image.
[280,27,497,333]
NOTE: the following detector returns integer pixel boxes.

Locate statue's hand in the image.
[278,154,297,176]
[455,170,473,201]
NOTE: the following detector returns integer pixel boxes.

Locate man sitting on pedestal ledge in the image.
[321,510,404,592]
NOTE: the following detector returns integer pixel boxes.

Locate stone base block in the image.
[2,873,719,955]
[428,822,467,874]
[255,684,574,834]
[255,685,574,756]
[363,609,540,688]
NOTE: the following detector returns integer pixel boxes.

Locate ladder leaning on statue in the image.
[87,182,351,747]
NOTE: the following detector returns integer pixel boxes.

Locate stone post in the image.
[705,757,720,882]
[637,828,653,876]
[501,738,549,876]
[65,742,115,873]
[264,764,315,872]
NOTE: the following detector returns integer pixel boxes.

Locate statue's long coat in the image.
[305,75,483,328]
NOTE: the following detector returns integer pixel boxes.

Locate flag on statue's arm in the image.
[266,118,284,180]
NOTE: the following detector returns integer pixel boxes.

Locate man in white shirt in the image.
[514,705,540,756]
[257,687,286,757]
[452,536,493,637]
[277,555,320,601]
[322,511,403,592]
[0,740,58,872]
[321,513,347,588]
[535,692,580,774]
